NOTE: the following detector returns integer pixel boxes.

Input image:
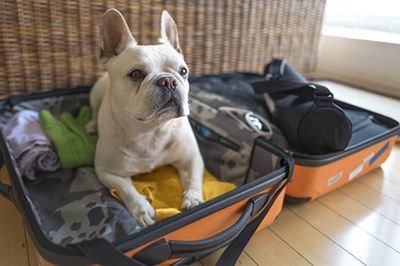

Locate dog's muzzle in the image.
[156,76,178,91]
[153,76,186,118]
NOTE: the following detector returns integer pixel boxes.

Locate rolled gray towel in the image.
[2,110,61,180]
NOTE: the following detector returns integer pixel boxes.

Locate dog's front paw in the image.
[85,119,98,134]
[128,195,156,227]
[181,189,204,210]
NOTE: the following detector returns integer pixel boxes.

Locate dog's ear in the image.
[99,9,136,65]
[160,11,182,54]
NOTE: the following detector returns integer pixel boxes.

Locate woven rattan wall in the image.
[0,0,326,97]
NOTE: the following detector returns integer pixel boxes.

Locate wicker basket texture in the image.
[0,0,326,97]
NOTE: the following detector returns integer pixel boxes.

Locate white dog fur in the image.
[86,9,204,227]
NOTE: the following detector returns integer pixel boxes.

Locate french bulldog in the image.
[86,9,204,227]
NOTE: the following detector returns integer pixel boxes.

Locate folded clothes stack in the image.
[2,106,97,180]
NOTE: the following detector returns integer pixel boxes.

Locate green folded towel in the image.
[39,106,98,169]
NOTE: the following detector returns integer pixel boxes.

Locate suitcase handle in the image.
[135,192,269,264]
[76,192,269,266]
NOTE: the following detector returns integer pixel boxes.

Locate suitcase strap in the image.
[216,153,294,266]
[76,239,147,266]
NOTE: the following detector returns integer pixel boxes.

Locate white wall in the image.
[316,33,400,99]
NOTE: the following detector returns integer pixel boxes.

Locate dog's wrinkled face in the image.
[107,44,189,122]
[100,9,189,123]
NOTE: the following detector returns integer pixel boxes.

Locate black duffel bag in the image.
[252,59,352,155]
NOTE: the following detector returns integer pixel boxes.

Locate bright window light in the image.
[324,0,400,34]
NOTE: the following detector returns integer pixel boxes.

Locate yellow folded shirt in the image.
[110,166,236,222]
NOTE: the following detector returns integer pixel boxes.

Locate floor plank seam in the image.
[243,250,259,266]
[370,171,400,187]
[316,198,400,254]
[355,179,400,204]
[356,174,400,198]
[337,189,400,226]
[267,227,313,265]
[22,226,31,266]
[286,207,367,266]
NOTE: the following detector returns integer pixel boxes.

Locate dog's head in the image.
[99,9,189,123]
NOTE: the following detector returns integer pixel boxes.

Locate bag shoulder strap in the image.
[251,58,334,104]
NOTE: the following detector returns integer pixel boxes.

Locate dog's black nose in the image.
[156,76,178,90]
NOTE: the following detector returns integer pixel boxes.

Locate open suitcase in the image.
[0,87,293,266]
[189,59,400,205]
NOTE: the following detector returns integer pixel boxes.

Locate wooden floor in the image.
[0,82,399,266]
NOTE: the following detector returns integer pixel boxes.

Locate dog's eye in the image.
[128,70,145,81]
[180,67,188,77]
